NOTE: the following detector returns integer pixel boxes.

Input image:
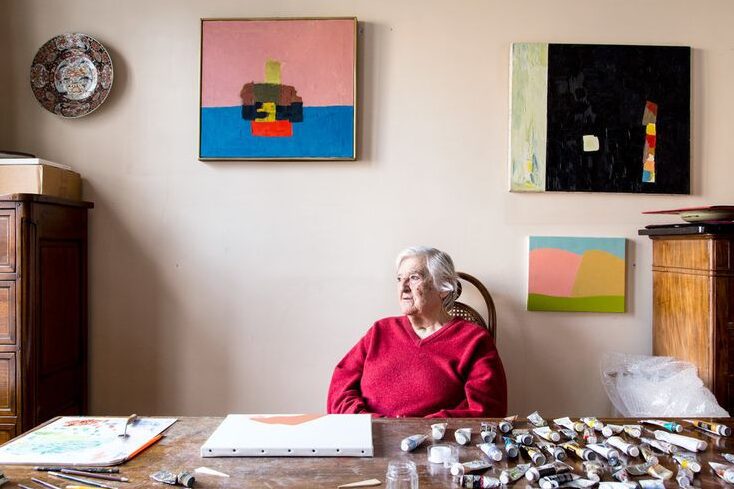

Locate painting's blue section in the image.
[200,106,354,158]
[529,236,626,259]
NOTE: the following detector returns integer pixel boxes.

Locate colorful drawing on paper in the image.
[510,43,690,194]
[528,237,626,312]
[199,18,356,160]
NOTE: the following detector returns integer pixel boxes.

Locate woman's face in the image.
[396,256,445,317]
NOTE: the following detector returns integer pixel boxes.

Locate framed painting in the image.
[510,43,690,193]
[199,18,357,160]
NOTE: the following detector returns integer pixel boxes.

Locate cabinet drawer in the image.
[0,282,15,344]
[0,353,16,415]
[0,422,16,444]
[0,210,14,273]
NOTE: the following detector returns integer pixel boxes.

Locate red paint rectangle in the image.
[251,121,293,137]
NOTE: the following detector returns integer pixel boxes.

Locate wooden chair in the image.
[449,272,497,340]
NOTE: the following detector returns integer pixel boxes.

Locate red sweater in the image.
[327,316,507,418]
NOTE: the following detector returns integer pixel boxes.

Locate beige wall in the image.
[1,0,732,417]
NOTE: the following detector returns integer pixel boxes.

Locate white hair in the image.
[396,246,460,311]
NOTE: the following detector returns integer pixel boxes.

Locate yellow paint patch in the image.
[255,102,276,122]
[646,123,656,136]
[265,60,281,84]
[571,250,625,297]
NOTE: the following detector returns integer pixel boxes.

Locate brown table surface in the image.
[1,417,733,488]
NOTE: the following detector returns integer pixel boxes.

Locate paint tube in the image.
[559,441,596,461]
[520,444,546,465]
[638,445,659,464]
[640,437,677,455]
[600,483,636,489]
[710,462,734,483]
[534,426,561,442]
[498,415,516,433]
[582,460,604,482]
[477,442,503,462]
[431,422,447,440]
[480,422,497,443]
[653,429,707,452]
[676,467,694,488]
[553,416,586,433]
[586,443,620,464]
[511,428,533,446]
[647,463,673,480]
[626,461,655,477]
[502,436,519,458]
[684,418,732,436]
[640,419,683,433]
[538,473,580,489]
[582,427,597,445]
[528,411,548,427]
[499,463,531,484]
[563,479,598,488]
[456,474,501,488]
[623,424,643,438]
[602,424,624,437]
[525,461,573,482]
[612,467,631,482]
[400,434,428,452]
[672,453,701,473]
[455,427,472,446]
[638,479,665,489]
[581,416,605,432]
[450,459,493,476]
[537,440,566,461]
[724,453,734,464]
[607,436,640,457]
[559,428,577,440]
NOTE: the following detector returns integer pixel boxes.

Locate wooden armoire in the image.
[0,194,92,442]
[641,224,734,414]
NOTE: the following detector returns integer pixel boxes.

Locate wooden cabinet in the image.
[0,194,92,440]
[643,225,734,414]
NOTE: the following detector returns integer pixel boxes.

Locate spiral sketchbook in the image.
[201,414,373,457]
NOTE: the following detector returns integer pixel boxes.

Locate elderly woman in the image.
[327,246,507,417]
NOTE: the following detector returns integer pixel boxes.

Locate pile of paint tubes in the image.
[398,412,734,488]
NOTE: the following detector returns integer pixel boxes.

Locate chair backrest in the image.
[449,272,497,340]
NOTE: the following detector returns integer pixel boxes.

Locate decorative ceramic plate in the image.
[30,33,113,118]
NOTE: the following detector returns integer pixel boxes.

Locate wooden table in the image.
[2,417,733,488]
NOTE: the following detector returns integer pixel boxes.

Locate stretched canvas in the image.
[528,236,626,312]
[510,43,690,193]
[199,18,356,160]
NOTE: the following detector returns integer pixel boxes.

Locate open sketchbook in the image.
[0,416,177,466]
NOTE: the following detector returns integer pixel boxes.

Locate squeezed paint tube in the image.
[480,422,497,443]
[450,459,493,476]
[612,467,631,482]
[600,483,637,489]
[640,419,683,433]
[640,437,678,455]
[654,429,707,452]
[560,441,596,461]
[525,461,573,482]
[455,428,473,446]
[607,436,640,457]
[559,428,578,440]
[528,411,548,427]
[638,479,665,489]
[553,416,586,433]
[623,425,643,438]
[537,440,566,461]
[520,444,546,465]
[672,452,701,473]
[534,426,561,442]
[431,422,448,440]
[502,436,520,458]
[499,463,531,484]
[456,474,501,488]
[538,473,580,489]
[583,427,597,445]
[586,443,620,464]
[710,461,734,483]
[638,445,659,464]
[498,415,517,433]
[676,467,694,488]
[626,461,656,477]
[562,478,598,489]
[684,418,732,436]
[581,416,605,432]
[511,429,533,446]
[400,434,428,452]
[647,463,674,480]
[582,460,604,482]
[724,453,734,464]
[602,424,625,438]
[477,442,503,462]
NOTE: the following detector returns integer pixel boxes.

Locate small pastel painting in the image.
[528,236,626,312]
[199,18,357,160]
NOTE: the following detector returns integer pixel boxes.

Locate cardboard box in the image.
[0,164,81,200]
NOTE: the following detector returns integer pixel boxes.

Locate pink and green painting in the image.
[528,236,626,312]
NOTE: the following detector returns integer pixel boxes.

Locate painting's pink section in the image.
[528,248,583,297]
[202,19,355,107]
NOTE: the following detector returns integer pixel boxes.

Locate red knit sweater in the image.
[327,316,507,417]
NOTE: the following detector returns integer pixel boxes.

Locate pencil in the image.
[125,433,164,461]
[35,467,120,473]
[31,478,63,489]
[60,469,129,482]
[49,472,117,489]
